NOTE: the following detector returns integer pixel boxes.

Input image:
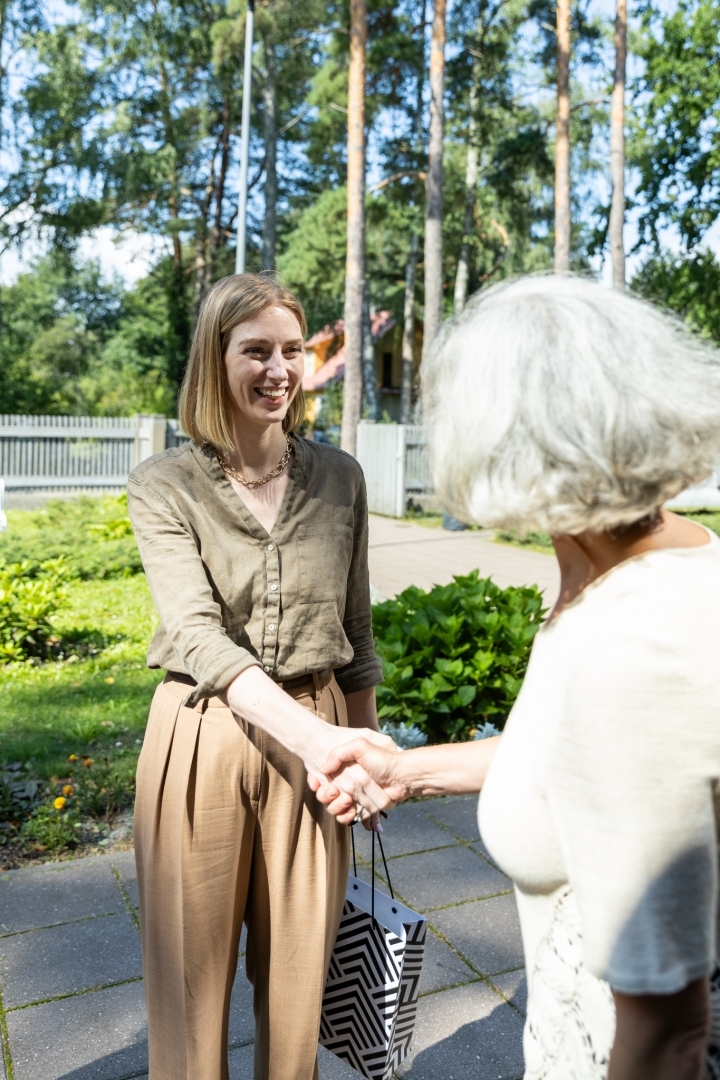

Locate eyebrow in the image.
[236,336,304,348]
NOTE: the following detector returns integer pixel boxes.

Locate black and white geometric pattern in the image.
[320,877,427,1080]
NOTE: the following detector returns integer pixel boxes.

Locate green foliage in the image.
[632,0,720,250]
[372,570,545,743]
[631,249,720,345]
[0,558,69,662]
[0,495,142,580]
[495,528,554,552]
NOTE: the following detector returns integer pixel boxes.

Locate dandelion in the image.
[53,797,66,810]
[82,758,94,768]
[62,785,74,797]
[104,677,115,684]
[68,754,78,762]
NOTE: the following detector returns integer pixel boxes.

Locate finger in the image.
[307,773,320,793]
[332,764,395,815]
[321,738,375,776]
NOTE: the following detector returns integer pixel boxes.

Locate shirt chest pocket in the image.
[297,523,354,604]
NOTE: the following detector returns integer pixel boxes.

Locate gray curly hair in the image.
[422,273,720,536]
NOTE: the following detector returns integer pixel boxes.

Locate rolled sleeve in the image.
[127,474,260,706]
[334,472,383,696]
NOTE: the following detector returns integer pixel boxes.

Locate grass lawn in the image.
[0,503,161,868]
[0,574,161,773]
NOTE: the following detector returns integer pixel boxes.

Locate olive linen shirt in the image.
[127,434,383,708]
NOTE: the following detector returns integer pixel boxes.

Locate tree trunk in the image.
[609,0,626,291]
[400,1,426,424]
[206,94,232,296]
[362,283,378,420]
[401,233,419,424]
[554,0,572,272]
[340,0,367,457]
[262,35,278,271]
[453,76,479,314]
[422,0,447,365]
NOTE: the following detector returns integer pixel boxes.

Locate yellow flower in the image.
[62,785,74,797]
[68,754,78,762]
[82,758,94,768]
[53,797,66,810]
[104,677,115,684]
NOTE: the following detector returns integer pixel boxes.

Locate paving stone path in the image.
[0,796,527,1080]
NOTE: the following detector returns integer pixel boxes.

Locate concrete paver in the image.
[1,910,142,1007]
[368,515,559,604]
[396,981,525,1080]
[0,859,125,935]
[419,928,478,994]
[431,894,525,978]
[379,844,510,914]
[6,979,147,1080]
[491,969,528,1017]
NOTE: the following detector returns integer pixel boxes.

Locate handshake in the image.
[306,725,410,829]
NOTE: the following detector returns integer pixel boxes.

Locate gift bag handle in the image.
[350,824,395,920]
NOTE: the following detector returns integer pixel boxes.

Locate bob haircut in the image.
[179,274,307,455]
[423,273,720,536]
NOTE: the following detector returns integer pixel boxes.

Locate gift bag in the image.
[320,827,427,1080]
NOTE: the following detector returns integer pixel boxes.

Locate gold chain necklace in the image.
[217,435,292,489]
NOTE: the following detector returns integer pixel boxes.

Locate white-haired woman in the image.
[127,274,391,1080]
[311,274,720,1080]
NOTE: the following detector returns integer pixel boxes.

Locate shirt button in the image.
[267,543,274,551]
[269,624,276,631]
[270,583,277,591]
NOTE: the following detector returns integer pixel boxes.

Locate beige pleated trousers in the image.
[134,670,350,1080]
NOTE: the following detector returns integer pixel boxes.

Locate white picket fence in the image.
[0,414,188,492]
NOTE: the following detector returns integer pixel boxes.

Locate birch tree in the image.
[609,0,626,290]
[422,0,447,365]
[554,0,571,271]
[401,0,426,425]
[340,0,367,456]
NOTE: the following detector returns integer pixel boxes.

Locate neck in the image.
[224,411,288,475]
[551,508,708,618]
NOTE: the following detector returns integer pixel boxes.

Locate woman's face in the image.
[223,305,305,431]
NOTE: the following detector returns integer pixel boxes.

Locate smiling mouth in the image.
[255,387,287,400]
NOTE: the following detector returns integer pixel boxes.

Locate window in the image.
[382,352,393,388]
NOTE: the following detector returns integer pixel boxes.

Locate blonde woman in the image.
[127,274,391,1080]
[313,275,720,1080]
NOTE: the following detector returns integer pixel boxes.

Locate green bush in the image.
[372,570,545,743]
[0,495,142,579]
[0,558,69,662]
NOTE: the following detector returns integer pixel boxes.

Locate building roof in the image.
[303,311,396,392]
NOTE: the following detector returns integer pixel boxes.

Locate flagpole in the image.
[235,0,255,274]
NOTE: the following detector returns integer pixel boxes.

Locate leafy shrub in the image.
[0,495,142,579]
[372,570,545,743]
[0,558,69,662]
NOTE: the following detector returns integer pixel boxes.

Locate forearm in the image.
[609,981,710,1080]
[393,737,501,798]
[345,687,379,731]
[223,666,332,777]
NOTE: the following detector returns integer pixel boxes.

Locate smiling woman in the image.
[126,273,389,1080]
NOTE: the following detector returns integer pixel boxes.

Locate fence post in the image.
[0,479,6,532]
[133,415,168,467]
[394,424,406,518]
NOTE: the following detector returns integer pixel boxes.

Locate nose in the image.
[266,345,289,381]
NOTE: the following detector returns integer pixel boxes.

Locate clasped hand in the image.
[307,727,408,826]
